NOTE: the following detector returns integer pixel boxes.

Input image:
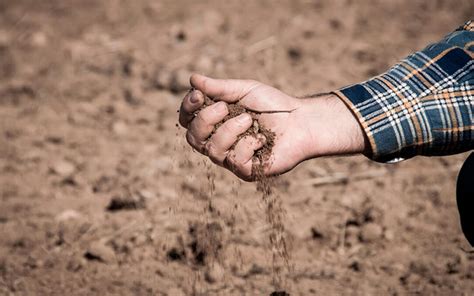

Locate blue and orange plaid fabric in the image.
[334,20,474,162]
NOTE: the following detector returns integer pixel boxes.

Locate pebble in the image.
[205,262,225,283]
[123,81,143,105]
[0,46,15,80]
[106,194,146,211]
[0,29,11,47]
[384,229,395,241]
[85,240,116,263]
[51,160,76,177]
[445,253,466,274]
[138,189,156,200]
[193,56,214,73]
[360,223,383,242]
[30,31,48,48]
[344,224,359,246]
[56,210,82,222]
[153,156,174,174]
[166,287,186,296]
[170,69,191,93]
[67,256,87,272]
[112,121,129,135]
[154,70,172,90]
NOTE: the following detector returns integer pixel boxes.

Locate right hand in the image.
[178,74,367,181]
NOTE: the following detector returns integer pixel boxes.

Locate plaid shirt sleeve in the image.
[333,20,474,163]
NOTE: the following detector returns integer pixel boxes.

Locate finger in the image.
[225,134,266,179]
[188,101,228,146]
[226,156,261,182]
[206,113,253,165]
[179,89,205,128]
[190,73,260,103]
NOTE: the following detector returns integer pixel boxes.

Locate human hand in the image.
[179,74,367,180]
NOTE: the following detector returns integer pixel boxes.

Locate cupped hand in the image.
[179,74,367,181]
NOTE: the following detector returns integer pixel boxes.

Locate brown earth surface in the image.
[1,0,473,295]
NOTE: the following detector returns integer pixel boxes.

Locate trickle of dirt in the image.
[198,93,290,290]
[188,221,224,265]
[253,163,290,289]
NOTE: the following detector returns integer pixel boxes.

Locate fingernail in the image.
[214,101,227,113]
[236,114,251,124]
[190,93,199,104]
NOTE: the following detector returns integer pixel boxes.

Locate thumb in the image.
[190,74,260,102]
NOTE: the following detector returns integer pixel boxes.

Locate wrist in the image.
[299,94,369,158]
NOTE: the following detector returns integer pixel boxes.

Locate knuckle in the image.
[196,110,213,127]
[220,121,235,134]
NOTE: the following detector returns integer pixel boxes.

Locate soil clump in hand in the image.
[199,94,276,165]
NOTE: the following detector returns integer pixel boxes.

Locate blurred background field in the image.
[0,0,473,295]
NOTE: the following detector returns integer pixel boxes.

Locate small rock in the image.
[200,11,225,34]
[287,47,302,61]
[360,223,383,242]
[270,291,290,296]
[123,81,143,105]
[0,45,15,80]
[153,156,174,174]
[30,31,48,48]
[466,262,474,279]
[85,240,116,263]
[112,121,129,135]
[170,69,191,93]
[205,262,224,283]
[131,233,148,246]
[166,246,186,261]
[384,229,395,241]
[56,210,82,222]
[67,256,87,272]
[137,190,156,200]
[193,56,214,73]
[0,30,11,47]
[446,254,466,274]
[349,260,363,272]
[51,160,76,177]
[344,224,359,246]
[24,255,43,269]
[120,54,140,77]
[92,175,116,193]
[154,70,172,90]
[166,287,186,296]
[244,263,266,277]
[106,194,146,211]
[310,227,324,240]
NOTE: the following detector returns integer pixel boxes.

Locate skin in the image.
[179,74,369,181]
